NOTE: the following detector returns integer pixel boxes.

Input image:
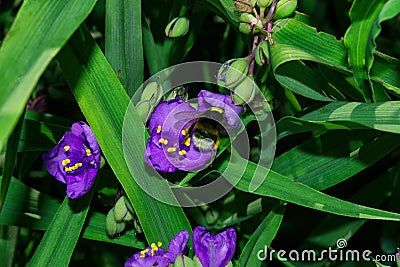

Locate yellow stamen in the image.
[64,145,70,151]
[64,162,82,172]
[157,125,162,134]
[181,129,186,135]
[140,248,149,258]
[61,159,70,166]
[184,137,191,147]
[86,149,91,156]
[210,106,224,113]
[150,243,160,256]
[167,147,177,152]
[157,242,162,247]
[159,138,168,145]
[179,150,187,156]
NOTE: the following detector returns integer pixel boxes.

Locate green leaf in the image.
[300,164,396,250]
[142,16,163,75]
[0,0,97,150]
[239,204,286,267]
[0,176,144,248]
[218,153,400,221]
[270,19,400,100]
[344,0,389,102]
[272,131,400,190]
[276,101,400,140]
[0,226,18,267]
[105,0,143,96]
[0,112,24,211]
[28,193,93,266]
[57,26,191,245]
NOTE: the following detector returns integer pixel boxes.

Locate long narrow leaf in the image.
[239,204,286,266]
[105,0,143,96]
[57,26,191,245]
[0,176,144,248]
[28,193,93,266]
[0,112,24,211]
[0,0,97,150]
[217,153,400,221]
[276,101,400,140]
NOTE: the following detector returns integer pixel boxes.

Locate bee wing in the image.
[174,111,201,122]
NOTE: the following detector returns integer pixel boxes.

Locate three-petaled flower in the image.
[124,230,189,267]
[144,90,243,172]
[193,226,236,267]
[42,121,101,199]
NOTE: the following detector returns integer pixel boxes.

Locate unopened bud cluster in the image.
[106,195,142,238]
[217,0,297,107]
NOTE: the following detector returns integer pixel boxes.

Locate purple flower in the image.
[125,230,189,267]
[193,226,236,267]
[42,122,101,199]
[144,91,243,172]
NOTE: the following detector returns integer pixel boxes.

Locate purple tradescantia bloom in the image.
[193,226,236,267]
[42,122,101,199]
[125,230,189,267]
[144,98,216,172]
[144,91,243,172]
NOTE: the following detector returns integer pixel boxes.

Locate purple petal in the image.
[124,247,169,267]
[197,90,243,130]
[170,137,215,172]
[148,99,195,134]
[193,226,236,267]
[71,121,101,166]
[165,230,190,261]
[144,133,178,173]
[42,122,100,199]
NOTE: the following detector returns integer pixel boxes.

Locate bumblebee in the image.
[175,107,227,152]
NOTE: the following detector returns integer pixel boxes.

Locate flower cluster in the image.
[42,121,101,199]
[144,90,243,172]
[125,226,236,267]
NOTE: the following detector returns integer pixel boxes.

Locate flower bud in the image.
[165,17,190,38]
[218,58,250,88]
[136,99,153,123]
[274,0,297,20]
[106,208,126,238]
[238,13,263,35]
[193,256,203,267]
[114,196,134,222]
[123,195,135,215]
[141,81,162,105]
[254,40,270,66]
[172,255,196,267]
[205,208,219,225]
[232,76,256,105]
[257,0,273,8]
[133,218,143,234]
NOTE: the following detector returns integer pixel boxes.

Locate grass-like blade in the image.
[0,112,24,211]
[0,176,144,248]
[276,101,400,140]
[271,19,400,99]
[0,0,97,150]
[105,0,143,97]
[57,26,191,245]
[217,153,400,221]
[272,131,400,190]
[28,192,93,266]
[239,203,286,267]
